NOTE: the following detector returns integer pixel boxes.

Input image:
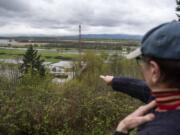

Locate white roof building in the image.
[49,61,73,73]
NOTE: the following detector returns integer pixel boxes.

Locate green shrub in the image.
[0,51,141,135]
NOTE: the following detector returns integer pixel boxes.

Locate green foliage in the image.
[176,0,180,21]
[0,51,142,135]
[20,45,46,76]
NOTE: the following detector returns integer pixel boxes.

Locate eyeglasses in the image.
[136,56,149,66]
[136,56,143,65]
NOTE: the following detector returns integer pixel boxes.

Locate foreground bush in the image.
[0,52,141,135]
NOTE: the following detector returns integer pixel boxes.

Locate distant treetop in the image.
[176,0,180,21]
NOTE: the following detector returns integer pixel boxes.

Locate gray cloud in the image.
[0,0,177,35]
[0,0,26,11]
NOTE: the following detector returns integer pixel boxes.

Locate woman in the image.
[101,21,180,135]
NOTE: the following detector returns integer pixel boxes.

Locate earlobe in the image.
[152,76,157,83]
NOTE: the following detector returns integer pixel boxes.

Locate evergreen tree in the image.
[20,45,46,76]
[176,0,180,21]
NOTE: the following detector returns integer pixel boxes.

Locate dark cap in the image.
[126,21,180,60]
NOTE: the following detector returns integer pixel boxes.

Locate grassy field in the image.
[82,38,140,43]
[0,48,79,63]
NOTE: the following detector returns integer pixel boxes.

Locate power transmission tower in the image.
[79,24,82,53]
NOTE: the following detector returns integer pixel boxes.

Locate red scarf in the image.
[152,90,180,111]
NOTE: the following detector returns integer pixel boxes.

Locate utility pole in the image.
[78,24,82,53]
[77,24,83,71]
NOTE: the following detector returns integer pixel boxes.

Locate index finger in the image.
[100,75,105,79]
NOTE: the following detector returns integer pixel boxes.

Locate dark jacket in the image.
[112,77,180,135]
[112,77,151,103]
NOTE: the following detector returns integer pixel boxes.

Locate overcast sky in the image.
[0,0,177,36]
